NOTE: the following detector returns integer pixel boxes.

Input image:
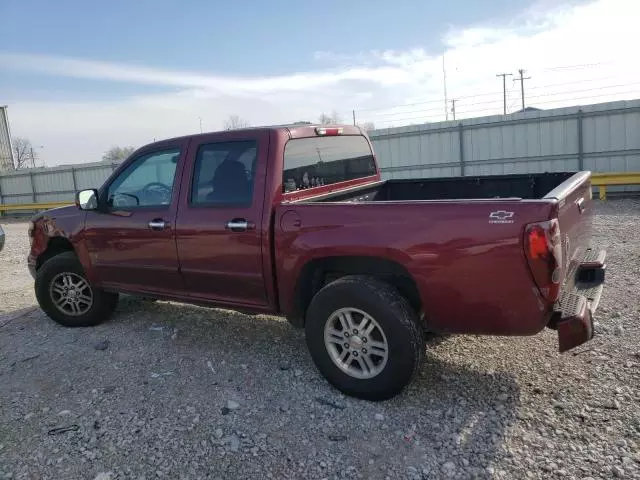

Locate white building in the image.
[0,106,15,171]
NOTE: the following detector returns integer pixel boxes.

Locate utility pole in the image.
[352,110,356,126]
[198,117,203,133]
[514,69,531,110]
[496,73,513,114]
[451,99,457,121]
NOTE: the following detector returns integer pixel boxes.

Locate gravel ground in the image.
[1,200,639,480]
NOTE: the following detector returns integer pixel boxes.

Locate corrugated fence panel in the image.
[74,165,116,190]
[3,100,640,208]
[3,194,33,204]
[1,174,33,196]
[0,161,118,206]
[371,100,640,197]
[463,116,578,165]
[32,170,74,195]
[371,123,461,174]
[37,192,76,203]
[578,103,640,193]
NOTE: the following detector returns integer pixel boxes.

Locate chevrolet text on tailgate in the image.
[27,125,606,400]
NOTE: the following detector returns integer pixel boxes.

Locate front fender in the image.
[28,207,94,282]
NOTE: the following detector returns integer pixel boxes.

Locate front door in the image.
[175,131,269,308]
[83,142,187,294]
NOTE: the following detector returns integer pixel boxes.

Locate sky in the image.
[1,0,638,166]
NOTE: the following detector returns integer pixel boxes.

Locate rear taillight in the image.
[524,218,562,302]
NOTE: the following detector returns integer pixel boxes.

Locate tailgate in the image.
[544,172,606,352]
[544,171,595,281]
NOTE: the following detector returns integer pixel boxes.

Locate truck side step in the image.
[579,248,606,269]
[576,282,605,313]
[556,291,587,323]
[577,248,606,287]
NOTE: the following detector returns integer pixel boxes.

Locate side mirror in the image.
[76,189,99,211]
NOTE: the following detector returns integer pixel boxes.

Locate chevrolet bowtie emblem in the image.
[489,210,515,223]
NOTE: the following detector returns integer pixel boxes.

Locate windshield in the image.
[283,135,376,192]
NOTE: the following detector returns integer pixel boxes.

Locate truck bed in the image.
[276,171,594,338]
[308,172,577,202]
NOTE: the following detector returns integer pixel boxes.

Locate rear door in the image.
[174,130,270,308]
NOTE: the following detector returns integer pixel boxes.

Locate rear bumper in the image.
[551,248,606,352]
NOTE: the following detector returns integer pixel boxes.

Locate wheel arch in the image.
[36,236,75,270]
[287,255,422,328]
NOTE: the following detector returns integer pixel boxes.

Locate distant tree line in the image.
[102,146,136,163]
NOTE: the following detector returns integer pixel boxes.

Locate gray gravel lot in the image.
[1,200,639,480]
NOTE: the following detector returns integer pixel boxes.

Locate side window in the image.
[107,148,180,208]
[190,140,257,206]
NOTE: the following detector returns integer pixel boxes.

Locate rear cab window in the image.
[283,135,376,193]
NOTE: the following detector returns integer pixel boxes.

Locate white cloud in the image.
[2,0,638,166]
[0,52,411,94]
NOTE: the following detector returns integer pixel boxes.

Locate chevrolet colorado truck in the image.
[27,124,606,400]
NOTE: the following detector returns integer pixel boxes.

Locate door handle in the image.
[148,219,167,231]
[226,218,255,232]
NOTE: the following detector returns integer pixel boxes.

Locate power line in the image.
[540,61,614,72]
[496,73,513,115]
[367,87,640,126]
[358,70,640,115]
[355,72,640,125]
[356,76,627,113]
[364,81,640,120]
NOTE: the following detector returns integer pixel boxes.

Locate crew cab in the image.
[27,124,606,400]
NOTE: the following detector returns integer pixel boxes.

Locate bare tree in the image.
[102,146,135,163]
[359,122,376,132]
[12,137,37,169]
[224,115,250,130]
[319,111,342,125]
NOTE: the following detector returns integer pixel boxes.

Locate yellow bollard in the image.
[598,185,607,201]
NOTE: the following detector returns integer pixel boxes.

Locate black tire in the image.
[305,275,424,401]
[35,251,119,327]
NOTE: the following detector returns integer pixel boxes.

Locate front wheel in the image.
[305,275,424,401]
[35,252,119,327]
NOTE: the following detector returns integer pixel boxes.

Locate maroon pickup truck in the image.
[27,124,606,400]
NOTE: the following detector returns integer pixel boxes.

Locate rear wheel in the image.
[305,275,424,401]
[35,251,118,327]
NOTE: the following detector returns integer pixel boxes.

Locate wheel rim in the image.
[324,307,389,380]
[49,272,93,316]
